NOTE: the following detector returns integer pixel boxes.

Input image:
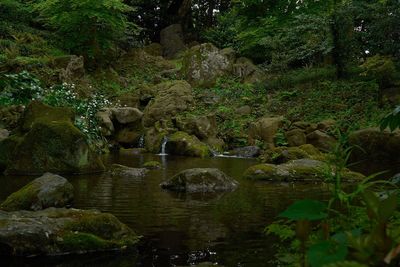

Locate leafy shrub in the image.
[360,55,398,88]
[36,0,137,60]
[0,71,44,105]
[42,83,112,149]
[202,11,239,49]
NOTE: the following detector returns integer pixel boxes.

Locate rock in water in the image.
[160,168,238,192]
[166,131,211,158]
[231,146,261,158]
[0,208,139,257]
[243,159,364,182]
[0,173,74,211]
[0,101,104,175]
[108,164,149,178]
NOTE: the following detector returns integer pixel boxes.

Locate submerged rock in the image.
[160,168,238,192]
[108,164,149,178]
[166,131,211,158]
[0,208,139,257]
[231,146,261,158]
[143,161,162,169]
[243,159,364,182]
[0,173,74,212]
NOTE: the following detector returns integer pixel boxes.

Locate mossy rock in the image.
[143,161,162,169]
[108,164,148,178]
[19,101,75,133]
[0,173,74,211]
[0,135,22,172]
[243,164,279,181]
[0,208,140,256]
[166,131,212,158]
[144,127,167,154]
[160,168,238,192]
[5,121,104,175]
[262,144,325,164]
[142,81,193,127]
[243,159,364,182]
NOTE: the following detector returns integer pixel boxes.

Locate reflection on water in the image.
[1,152,337,267]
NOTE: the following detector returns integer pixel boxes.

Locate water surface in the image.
[1,152,336,266]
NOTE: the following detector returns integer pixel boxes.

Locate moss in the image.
[6,120,104,175]
[243,164,278,180]
[0,135,22,171]
[0,182,39,211]
[143,161,161,169]
[19,101,75,132]
[167,131,211,158]
[60,232,112,251]
[62,212,140,250]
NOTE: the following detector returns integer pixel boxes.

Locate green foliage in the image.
[36,0,137,60]
[307,240,348,267]
[0,71,43,105]
[360,55,398,88]
[42,83,112,149]
[267,135,400,266]
[268,78,386,129]
[202,11,239,49]
[381,106,400,132]
[279,200,328,221]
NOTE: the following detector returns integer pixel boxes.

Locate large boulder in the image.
[181,43,232,87]
[59,55,85,83]
[143,81,193,127]
[285,129,307,147]
[0,105,24,130]
[1,102,104,175]
[348,128,400,162]
[111,107,143,124]
[144,126,167,153]
[115,124,143,147]
[0,129,9,142]
[96,109,114,137]
[160,24,186,59]
[243,159,363,182]
[232,57,264,83]
[262,144,324,164]
[166,131,211,158]
[248,116,285,148]
[176,114,217,140]
[0,173,73,211]
[0,208,139,256]
[306,130,336,152]
[160,168,238,192]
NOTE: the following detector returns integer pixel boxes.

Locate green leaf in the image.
[362,190,380,218]
[378,193,397,222]
[279,199,327,221]
[308,240,348,267]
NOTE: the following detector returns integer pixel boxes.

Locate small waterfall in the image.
[158,136,168,156]
[138,135,145,148]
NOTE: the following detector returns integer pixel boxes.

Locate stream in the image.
[1,151,395,267]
